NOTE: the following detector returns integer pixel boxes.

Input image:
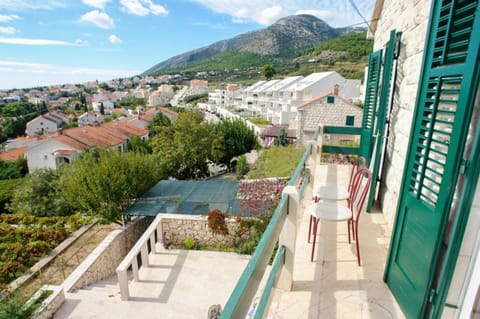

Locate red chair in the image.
[308,167,372,265]
[308,157,366,243]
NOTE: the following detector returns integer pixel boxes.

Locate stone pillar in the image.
[296,108,305,147]
[277,185,300,290]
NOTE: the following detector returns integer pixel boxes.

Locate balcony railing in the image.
[220,127,321,319]
[322,126,361,155]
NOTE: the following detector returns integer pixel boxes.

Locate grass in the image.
[248,145,306,179]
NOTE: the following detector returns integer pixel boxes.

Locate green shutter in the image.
[366,30,402,212]
[385,0,480,318]
[359,49,382,162]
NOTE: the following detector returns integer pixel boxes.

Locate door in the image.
[384,0,480,318]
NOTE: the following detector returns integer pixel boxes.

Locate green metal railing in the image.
[220,128,317,319]
[219,195,289,318]
[253,245,285,319]
[322,126,361,155]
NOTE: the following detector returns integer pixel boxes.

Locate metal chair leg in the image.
[310,217,319,262]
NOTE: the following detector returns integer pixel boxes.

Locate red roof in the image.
[0,147,25,161]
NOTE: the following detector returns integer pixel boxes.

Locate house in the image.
[25,111,70,136]
[25,135,84,172]
[190,79,208,95]
[0,147,26,162]
[24,119,149,171]
[148,85,174,106]
[78,112,102,127]
[360,0,480,318]
[296,86,363,145]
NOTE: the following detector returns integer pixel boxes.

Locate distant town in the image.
[1,70,365,175]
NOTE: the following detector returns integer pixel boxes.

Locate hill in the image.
[143,15,344,76]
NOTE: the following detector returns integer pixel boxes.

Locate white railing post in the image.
[140,244,150,267]
[150,233,157,253]
[277,185,299,290]
[117,269,129,300]
[132,257,139,281]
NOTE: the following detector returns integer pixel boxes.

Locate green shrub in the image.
[183,236,196,249]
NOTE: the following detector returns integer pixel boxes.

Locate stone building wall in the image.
[370,0,431,224]
[297,95,362,146]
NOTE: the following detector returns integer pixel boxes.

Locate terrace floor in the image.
[265,163,405,318]
[52,162,405,319]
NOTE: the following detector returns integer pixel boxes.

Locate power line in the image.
[347,0,374,34]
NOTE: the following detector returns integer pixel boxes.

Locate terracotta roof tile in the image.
[0,147,25,161]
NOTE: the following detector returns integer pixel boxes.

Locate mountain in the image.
[143,15,345,76]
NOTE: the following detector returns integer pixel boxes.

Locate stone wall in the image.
[63,216,152,292]
[297,95,362,146]
[371,0,431,224]
[30,285,65,319]
[161,214,250,248]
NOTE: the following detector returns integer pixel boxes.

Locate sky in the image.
[0,0,375,90]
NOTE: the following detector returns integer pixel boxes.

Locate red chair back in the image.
[347,156,367,194]
[348,167,372,221]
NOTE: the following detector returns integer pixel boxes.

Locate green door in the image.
[384,1,480,318]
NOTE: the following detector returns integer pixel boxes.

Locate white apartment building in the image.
[237,71,361,125]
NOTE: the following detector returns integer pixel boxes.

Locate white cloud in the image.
[0,26,17,34]
[295,9,333,20]
[0,0,67,10]
[0,14,21,22]
[257,6,284,25]
[120,0,168,16]
[79,10,115,29]
[109,34,122,44]
[0,37,78,46]
[188,0,375,27]
[75,39,89,46]
[82,0,111,9]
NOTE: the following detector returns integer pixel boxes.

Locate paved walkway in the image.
[54,249,250,319]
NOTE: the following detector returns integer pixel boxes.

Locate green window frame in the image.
[327,96,335,103]
[345,115,355,126]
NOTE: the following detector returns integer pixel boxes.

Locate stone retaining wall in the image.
[30,285,65,319]
[63,216,152,292]
[160,214,251,248]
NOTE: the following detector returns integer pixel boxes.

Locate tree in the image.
[236,155,249,179]
[150,110,223,179]
[8,169,73,216]
[276,128,289,146]
[213,119,258,165]
[129,135,151,154]
[79,92,88,112]
[262,64,276,80]
[0,159,22,180]
[99,102,105,115]
[147,112,171,137]
[60,150,165,223]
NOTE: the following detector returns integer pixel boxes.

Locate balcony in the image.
[50,126,404,319]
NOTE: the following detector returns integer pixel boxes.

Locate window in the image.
[345,115,355,126]
[327,96,335,103]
